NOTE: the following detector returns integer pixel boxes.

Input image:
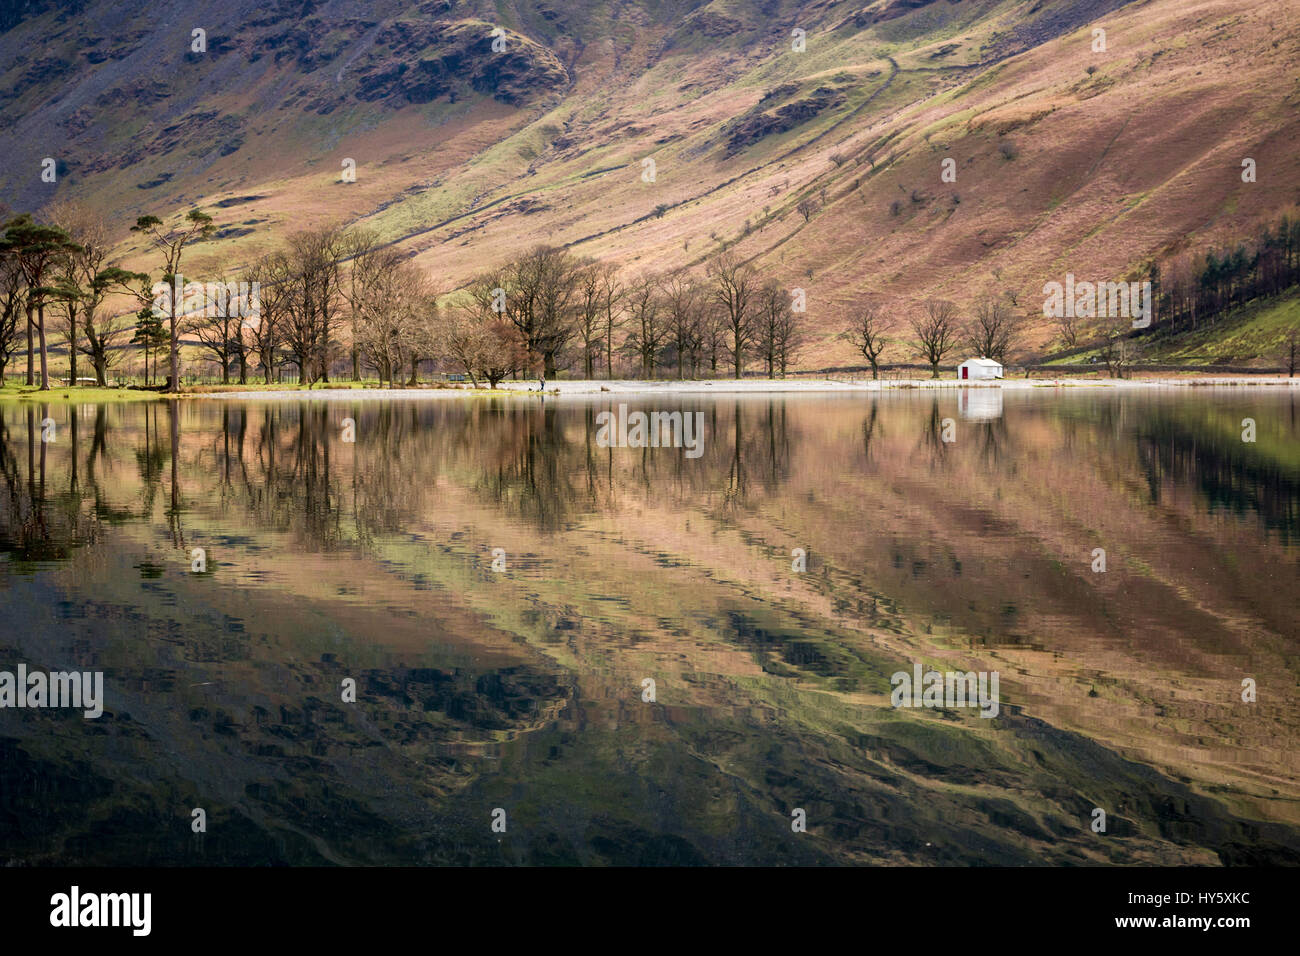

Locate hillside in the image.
[1,0,1298,369]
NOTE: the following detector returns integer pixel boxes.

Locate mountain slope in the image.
[1,0,1297,367]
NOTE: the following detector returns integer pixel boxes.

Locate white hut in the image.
[957,357,1003,380]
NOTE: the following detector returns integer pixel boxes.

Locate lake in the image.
[1,388,1297,865]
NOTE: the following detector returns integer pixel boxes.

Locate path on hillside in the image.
[562,57,902,259]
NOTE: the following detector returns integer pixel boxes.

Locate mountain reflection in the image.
[0,391,1297,865]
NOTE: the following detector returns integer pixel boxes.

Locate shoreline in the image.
[184,376,1300,400]
[3,375,1296,403]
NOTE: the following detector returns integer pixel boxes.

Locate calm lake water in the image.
[1,388,1297,865]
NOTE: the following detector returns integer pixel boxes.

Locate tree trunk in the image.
[37,303,49,389]
[168,302,179,393]
[25,304,34,386]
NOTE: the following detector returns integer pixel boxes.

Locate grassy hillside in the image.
[2,0,1298,370]
[1136,290,1299,366]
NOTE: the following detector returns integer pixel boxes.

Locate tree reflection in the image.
[1,393,1294,567]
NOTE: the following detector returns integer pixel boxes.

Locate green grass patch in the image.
[1141,290,1300,365]
[0,383,165,403]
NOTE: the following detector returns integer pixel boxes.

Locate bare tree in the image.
[709,251,757,378]
[492,245,580,379]
[701,304,727,377]
[1098,327,1138,378]
[622,272,666,379]
[532,246,580,378]
[842,302,890,379]
[246,253,290,384]
[353,256,431,386]
[599,264,624,379]
[753,280,790,379]
[282,224,348,385]
[1056,306,1080,349]
[911,299,961,378]
[191,270,244,384]
[661,270,704,379]
[772,299,804,378]
[575,261,605,379]
[348,244,402,382]
[440,305,483,387]
[442,300,528,388]
[342,228,382,381]
[404,287,440,386]
[965,295,1023,362]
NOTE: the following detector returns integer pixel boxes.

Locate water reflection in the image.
[1,391,1297,865]
[958,387,1003,422]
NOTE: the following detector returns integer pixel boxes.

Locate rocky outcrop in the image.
[355,19,569,107]
[726,85,845,154]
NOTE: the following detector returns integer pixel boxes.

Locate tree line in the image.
[0,201,215,390]
[1051,212,1300,360]
[457,247,805,385]
[1,204,815,390]
[1149,213,1300,335]
[4,202,1296,391]
[842,295,1025,379]
[844,212,1300,379]
[218,232,811,388]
